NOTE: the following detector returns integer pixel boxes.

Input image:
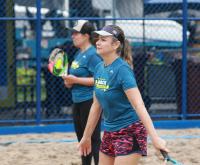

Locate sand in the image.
[0,128,199,165]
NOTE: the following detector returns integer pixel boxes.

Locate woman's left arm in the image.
[63,75,94,86]
[125,87,169,152]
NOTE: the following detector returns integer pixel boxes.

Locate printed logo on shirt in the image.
[95,78,109,91]
[71,61,79,69]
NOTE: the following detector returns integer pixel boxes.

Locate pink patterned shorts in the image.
[100,121,147,157]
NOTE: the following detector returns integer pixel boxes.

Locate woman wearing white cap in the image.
[63,20,102,165]
[78,25,169,165]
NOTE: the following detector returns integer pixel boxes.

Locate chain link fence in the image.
[0,0,200,125]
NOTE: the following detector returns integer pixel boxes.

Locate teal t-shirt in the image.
[69,46,102,103]
[94,57,139,131]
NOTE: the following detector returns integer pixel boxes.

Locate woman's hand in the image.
[77,136,92,156]
[152,136,170,162]
[62,76,75,88]
[63,79,73,88]
[152,136,169,153]
[63,75,78,85]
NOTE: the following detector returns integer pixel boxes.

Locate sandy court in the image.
[0,128,199,165]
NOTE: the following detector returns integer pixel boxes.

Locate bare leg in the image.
[99,152,115,165]
[114,153,141,165]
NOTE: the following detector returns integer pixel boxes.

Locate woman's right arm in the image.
[78,93,102,156]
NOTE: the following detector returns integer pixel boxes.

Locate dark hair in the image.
[110,25,133,68]
[81,22,95,35]
[81,22,96,43]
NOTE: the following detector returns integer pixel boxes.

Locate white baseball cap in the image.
[71,20,95,35]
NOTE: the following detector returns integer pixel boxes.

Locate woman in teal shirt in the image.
[78,25,169,165]
[63,20,102,165]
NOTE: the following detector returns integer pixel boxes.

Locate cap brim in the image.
[93,30,113,36]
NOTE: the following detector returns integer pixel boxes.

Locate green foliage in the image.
[17,68,36,85]
[16,68,46,102]
[148,57,164,65]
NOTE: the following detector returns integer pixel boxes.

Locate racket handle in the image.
[160,150,170,161]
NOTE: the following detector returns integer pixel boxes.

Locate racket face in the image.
[48,48,68,77]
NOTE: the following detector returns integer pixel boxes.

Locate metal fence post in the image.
[182,0,188,119]
[36,0,42,125]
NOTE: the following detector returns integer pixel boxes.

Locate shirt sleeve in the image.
[117,65,137,90]
[88,54,102,76]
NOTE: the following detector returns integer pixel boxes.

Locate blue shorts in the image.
[100,121,147,157]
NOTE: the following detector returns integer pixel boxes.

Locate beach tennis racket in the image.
[160,150,183,165]
[48,48,68,77]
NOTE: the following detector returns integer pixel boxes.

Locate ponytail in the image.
[120,39,133,69]
[117,39,133,69]
[102,25,134,68]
